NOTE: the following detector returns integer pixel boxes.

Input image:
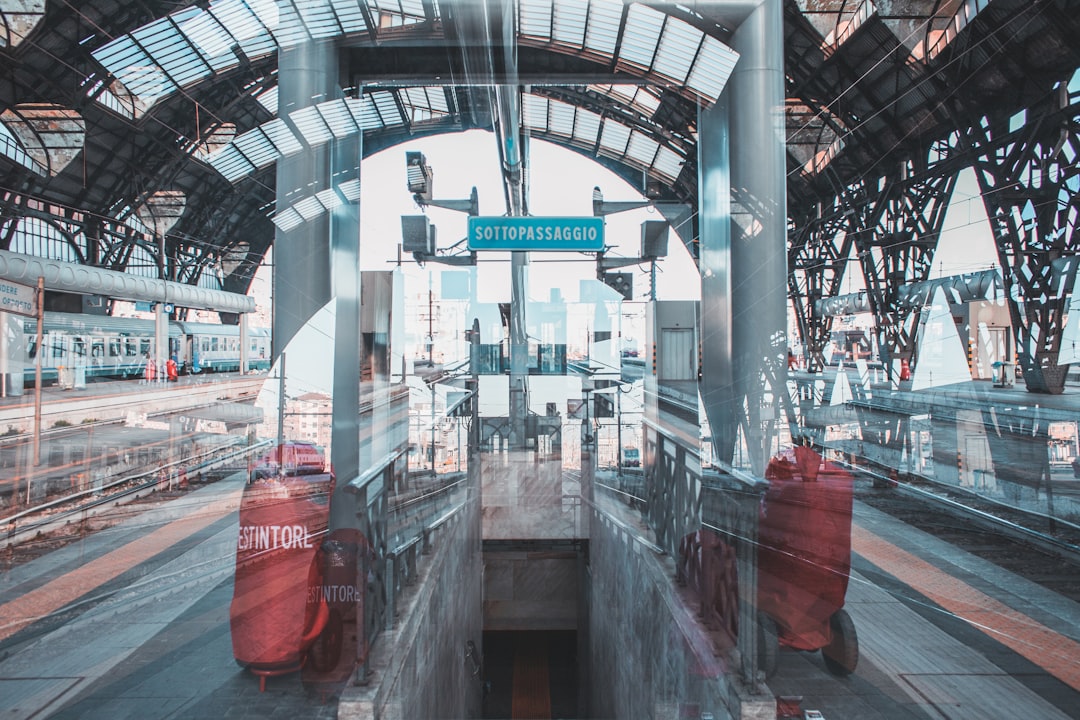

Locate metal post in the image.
[239,312,249,374]
[277,352,286,472]
[431,382,437,471]
[616,384,622,479]
[32,276,43,469]
[0,309,7,399]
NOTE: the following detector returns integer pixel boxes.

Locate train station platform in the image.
[2,464,1078,719]
[0,370,269,435]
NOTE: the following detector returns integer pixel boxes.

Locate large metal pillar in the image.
[274,40,363,492]
[274,42,334,359]
[700,0,788,475]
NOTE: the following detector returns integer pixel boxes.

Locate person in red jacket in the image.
[166,356,178,382]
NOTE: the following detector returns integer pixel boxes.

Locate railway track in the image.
[852,472,1080,605]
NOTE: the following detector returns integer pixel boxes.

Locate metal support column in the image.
[239,312,249,374]
[275,40,363,507]
[700,0,788,474]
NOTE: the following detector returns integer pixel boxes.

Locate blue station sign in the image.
[467,216,604,252]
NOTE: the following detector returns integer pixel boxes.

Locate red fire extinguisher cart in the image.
[757,446,858,677]
[230,470,335,690]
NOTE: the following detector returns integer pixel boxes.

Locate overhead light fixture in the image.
[405,151,479,215]
[406,150,432,201]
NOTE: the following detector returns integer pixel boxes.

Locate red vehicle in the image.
[249,441,326,482]
[757,445,858,678]
[230,467,335,689]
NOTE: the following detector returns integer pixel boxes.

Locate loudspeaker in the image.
[641,220,669,258]
[401,215,434,254]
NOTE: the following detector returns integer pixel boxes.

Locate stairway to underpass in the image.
[337,455,772,720]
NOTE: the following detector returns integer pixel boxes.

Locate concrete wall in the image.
[338,493,483,720]
[483,543,580,631]
[586,508,774,720]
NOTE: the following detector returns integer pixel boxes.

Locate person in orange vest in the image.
[166,356,178,382]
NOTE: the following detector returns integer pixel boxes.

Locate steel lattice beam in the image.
[961,86,1080,394]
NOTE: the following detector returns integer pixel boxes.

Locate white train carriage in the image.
[21,312,271,385]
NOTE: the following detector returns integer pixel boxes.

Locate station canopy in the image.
[0,0,1076,298]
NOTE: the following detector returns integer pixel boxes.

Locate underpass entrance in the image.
[482,630,578,719]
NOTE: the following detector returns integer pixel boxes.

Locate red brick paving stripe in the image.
[853,524,1080,692]
[0,491,241,642]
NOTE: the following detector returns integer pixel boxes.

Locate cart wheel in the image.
[757,612,779,679]
[822,608,858,676]
[308,609,343,673]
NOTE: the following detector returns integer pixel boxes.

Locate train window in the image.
[109,340,121,357]
[73,338,86,358]
[126,338,138,357]
[211,337,219,352]
[201,338,209,353]
[92,339,104,358]
[140,339,150,356]
[27,337,36,359]
[52,339,65,359]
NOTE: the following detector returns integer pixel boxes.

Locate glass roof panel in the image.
[522,94,548,128]
[209,0,272,46]
[685,36,738,101]
[329,0,371,34]
[548,99,576,137]
[208,145,256,183]
[272,207,304,232]
[316,188,342,210]
[179,11,233,62]
[136,22,212,89]
[96,85,135,119]
[0,121,43,174]
[236,31,277,62]
[255,86,278,114]
[652,15,699,84]
[93,33,176,105]
[294,0,340,40]
[619,4,663,71]
[318,99,360,138]
[339,178,361,201]
[519,0,553,39]
[371,91,405,127]
[583,0,622,56]
[347,96,383,129]
[652,145,682,182]
[590,84,661,116]
[290,105,334,146]
[625,131,659,167]
[598,119,631,159]
[369,0,428,27]
[401,87,450,123]
[233,128,281,168]
[273,3,311,49]
[293,195,324,220]
[552,0,587,48]
[399,0,428,22]
[571,107,602,146]
[261,118,304,155]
